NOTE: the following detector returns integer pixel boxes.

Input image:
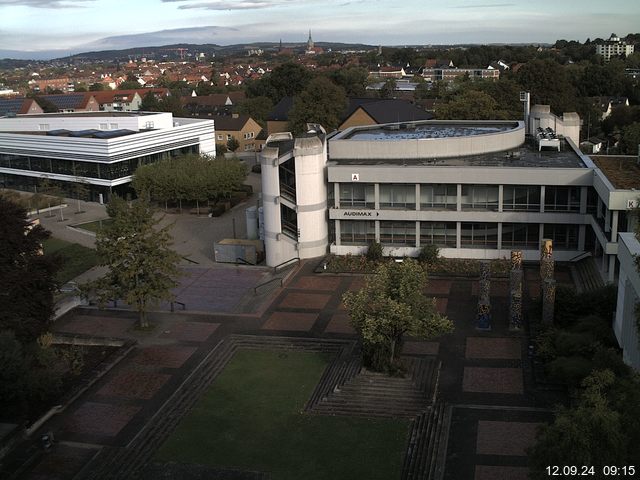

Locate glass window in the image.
[544,224,579,250]
[340,220,376,245]
[379,184,416,209]
[50,158,74,176]
[544,186,580,212]
[586,187,598,215]
[281,204,298,239]
[73,161,100,179]
[503,185,540,211]
[461,185,498,211]
[502,223,540,249]
[29,157,51,173]
[420,184,457,210]
[339,183,375,208]
[278,158,296,202]
[101,160,133,180]
[380,221,415,246]
[461,222,499,248]
[420,222,456,247]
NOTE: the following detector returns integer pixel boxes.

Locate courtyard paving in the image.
[16,260,570,479]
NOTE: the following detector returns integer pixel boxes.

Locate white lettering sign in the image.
[351,173,360,181]
[627,199,638,209]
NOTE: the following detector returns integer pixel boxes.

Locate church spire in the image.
[307,30,314,50]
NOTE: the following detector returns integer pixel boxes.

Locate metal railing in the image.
[568,251,592,263]
[235,257,255,266]
[273,257,300,274]
[254,277,283,295]
[170,301,186,312]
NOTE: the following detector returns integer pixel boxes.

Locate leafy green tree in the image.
[529,370,628,478]
[436,90,510,120]
[516,59,577,114]
[71,177,90,214]
[246,62,313,103]
[288,76,348,133]
[237,96,273,125]
[0,197,58,342]
[328,66,369,97]
[89,82,108,91]
[343,259,453,371]
[139,91,162,111]
[32,95,59,113]
[89,197,181,328]
[227,136,240,152]
[619,122,640,155]
[378,78,397,99]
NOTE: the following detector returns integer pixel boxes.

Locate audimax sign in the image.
[343,210,380,217]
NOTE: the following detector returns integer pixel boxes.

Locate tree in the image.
[227,136,240,152]
[139,91,161,111]
[436,90,510,120]
[343,259,453,371]
[528,370,628,478]
[246,62,313,103]
[237,96,273,126]
[89,82,108,91]
[328,66,369,97]
[288,76,348,133]
[619,122,640,155]
[71,177,90,214]
[0,197,59,342]
[516,59,577,114]
[379,78,397,99]
[89,197,181,328]
[32,95,59,113]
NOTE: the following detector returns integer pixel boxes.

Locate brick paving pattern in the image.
[65,403,141,437]
[403,341,440,356]
[475,465,530,480]
[475,421,542,456]
[424,279,452,295]
[56,315,135,337]
[98,371,172,400]
[160,321,220,342]
[324,313,356,334]
[277,292,331,310]
[462,367,524,394]
[262,311,318,331]
[133,345,198,369]
[26,445,98,480]
[289,276,342,291]
[465,337,521,360]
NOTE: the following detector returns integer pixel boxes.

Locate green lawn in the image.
[43,238,98,284]
[156,350,409,480]
[73,218,113,234]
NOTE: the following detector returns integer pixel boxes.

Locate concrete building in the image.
[614,232,640,370]
[0,111,215,202]
[259,107,640,288]
[211,114,262,152]
[596,33,635,61]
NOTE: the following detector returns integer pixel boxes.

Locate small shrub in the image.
[546,356,593,386]
[417,244,439,265]
[553,330,599,357]
[366,241,384,262]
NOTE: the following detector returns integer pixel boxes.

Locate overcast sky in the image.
[1,0,639,53]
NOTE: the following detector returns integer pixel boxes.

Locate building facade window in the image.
[502,223,540,249]
[281,204,298,240]
[278,158,296,202]
[544,224,579,250]
[502,185,541,211]
[420,184,457,210]
[461,222,499,248]
[379,184,416,209]
[380,221,415,246]
[544,186,580,212]
[339,183,375,208]
[419,221,456,247]
[461,185,499,211]
[340,220,376,245]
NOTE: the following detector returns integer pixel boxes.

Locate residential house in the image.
[596,33,635,62]
[0,98,44,116]
[182,92,247,116]
[339,98,433,130]
[212,114,263,152]
[38,93,100,112]
[590,96,630,120]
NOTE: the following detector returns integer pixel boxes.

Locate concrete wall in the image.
[0,112,174,132]
[614,232,640,371]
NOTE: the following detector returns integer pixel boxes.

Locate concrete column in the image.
[597,197,603,219]
[605,208,611,233]
[375,220,380,243]
[539,223,545,245]
[498,185,504,213]
[579,186,588,214]
[497,223,503,250]
[608,255,616,283]
[374,183,380,210]
[457,184,462,212]
[415,184,421,211]
[540,185,545,213]
[335,220,341,246]
[415,221,421,247]
[612,211,619,241]
[456,221,461,249]
[578,224,586,251]
[334,183,340,208]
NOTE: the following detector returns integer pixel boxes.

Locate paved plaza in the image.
[13,260,569,479]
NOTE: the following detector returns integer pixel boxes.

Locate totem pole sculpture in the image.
[509,250,523,331]
[540,239,556,324]
[476,261,492,331]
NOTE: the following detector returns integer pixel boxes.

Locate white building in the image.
[596,33,635,61]
[0,111,215,202]
[614,232,640,370]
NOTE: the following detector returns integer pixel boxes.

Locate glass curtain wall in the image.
[420,184,457,210]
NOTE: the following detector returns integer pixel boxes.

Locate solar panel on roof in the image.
[0,99,25,116]
[92,129,136,139]
[42,94,84,109]
[70,129,101,137]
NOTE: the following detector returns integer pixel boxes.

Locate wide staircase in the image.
[401,402,448,480]
[571,256,605,293]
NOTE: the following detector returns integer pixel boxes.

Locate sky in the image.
[1,0,639,55]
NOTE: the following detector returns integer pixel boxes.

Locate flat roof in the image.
[330,137,585,168]
[344,122,516,141]
[591,155,640,189]
[8,112,158,118]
